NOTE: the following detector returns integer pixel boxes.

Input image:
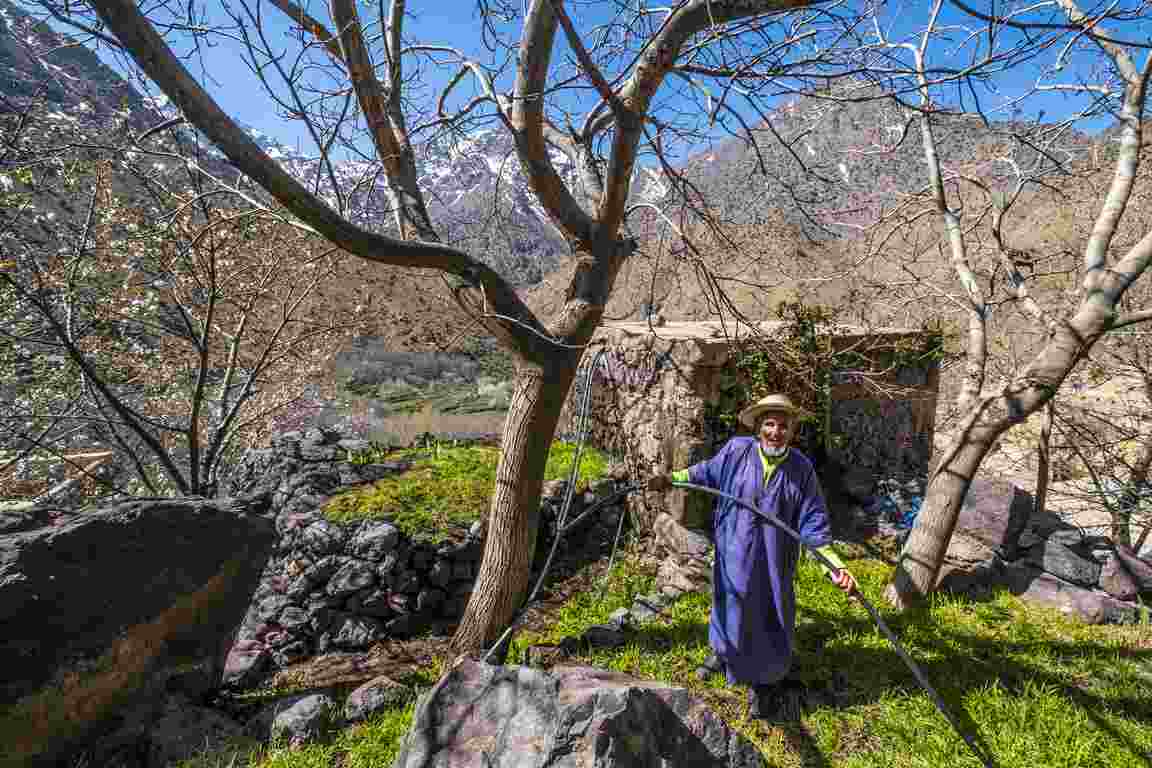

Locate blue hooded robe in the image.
[686,437,831,686]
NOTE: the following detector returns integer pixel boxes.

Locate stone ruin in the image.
[566,320,942,535]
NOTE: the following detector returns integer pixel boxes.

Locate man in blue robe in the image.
[648,393,856,719]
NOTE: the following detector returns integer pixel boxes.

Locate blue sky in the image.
[51,1,1142,155]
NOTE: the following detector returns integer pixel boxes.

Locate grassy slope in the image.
[179,542,1151,768]
[322,442,609,540]
[510,551,1152,768]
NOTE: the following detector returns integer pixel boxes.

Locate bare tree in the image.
[29,0,880,652]
[0,131,369,501]
[850,0,1152,607]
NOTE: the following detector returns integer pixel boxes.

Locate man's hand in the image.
[646,474,673,492]
[829,568,857,595]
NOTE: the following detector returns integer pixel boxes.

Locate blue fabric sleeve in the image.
[686,439,733,490]
[796,464,832,549]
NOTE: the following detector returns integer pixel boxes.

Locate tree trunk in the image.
[885,422,1001,609]
[451,358,579,654]
[1120,436,1152,549]
[1035,400,1054,517]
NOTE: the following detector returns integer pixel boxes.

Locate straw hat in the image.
[738,393,811,429]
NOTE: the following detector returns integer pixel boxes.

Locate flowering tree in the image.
[1,138,372,500]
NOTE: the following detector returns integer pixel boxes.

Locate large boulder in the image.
[392,660,766,767]
[0,498,275,767]
[1002,563,1142,625]
[1114,543,1152,593]
[940,478,1034,572]
[1019,537,1102,588]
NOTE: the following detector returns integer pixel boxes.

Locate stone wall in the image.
[566,321,940,534]
[222,428,630,689]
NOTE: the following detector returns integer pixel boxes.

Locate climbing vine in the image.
[708,301,946,458]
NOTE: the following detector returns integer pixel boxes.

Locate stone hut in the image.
[567,320,941,533]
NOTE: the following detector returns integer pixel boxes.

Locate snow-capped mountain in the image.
[1,0,673,285]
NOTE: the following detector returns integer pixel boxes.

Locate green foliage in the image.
[325,441,610,540]
[514,549,1152,768]
[722,300,944,452]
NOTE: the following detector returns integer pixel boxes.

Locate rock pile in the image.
[222,427,632,689]
[937,478,1152,623]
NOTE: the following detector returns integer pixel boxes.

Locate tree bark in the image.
[886,420,1000,609]
[1035,400,1054,517]
[451,357,579,653]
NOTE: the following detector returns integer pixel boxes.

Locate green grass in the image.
[172,546,1151,767]
[323,441,609,540]
[506,551,1152,768]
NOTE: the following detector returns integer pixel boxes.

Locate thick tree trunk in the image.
[885,427,1000,610]
[451,359,579,654]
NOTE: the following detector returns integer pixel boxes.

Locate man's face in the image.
[757,412,795,455]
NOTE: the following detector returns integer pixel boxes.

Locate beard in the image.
[761,443,789,458]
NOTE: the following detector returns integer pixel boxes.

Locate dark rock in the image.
[0,498,275,765]
[271,639,312,668]
[147,695,246,768]
[1099,554,1139,601]
[394,570,422,593]
[385,613,422,638]
[264,628,294,648]
[303,555,344,585]
[1021,539,1102,588]
[377,547,408,577]
[942,479,1034,570]
[250,693,338,746]
[411,547,434,571]
[1002,563,1140,624]
[388,592,413,614]
[582,624,627,648]
[222,646,272,690]
[417,587,446,614]
[277,605,311,632]
[936,557,1004,599]
[331,615,385,649]
[451,560,473,581]
[428,559,453,587]
[1114,543,1152,592]
[254,593,291,623]
[327,560,377,597]
[344,675,410,723]
[391,661,766,767]
[301,520,347,557]
[350,521,400,561]
[346,588,394,618]
[309,606,339,634]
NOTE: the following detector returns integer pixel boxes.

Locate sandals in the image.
[694,653,725,681]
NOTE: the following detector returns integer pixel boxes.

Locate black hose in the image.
[673,481,995,768]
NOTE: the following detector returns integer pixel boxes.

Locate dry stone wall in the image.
[222,427,630,689]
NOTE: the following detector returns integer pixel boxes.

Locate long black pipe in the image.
[673,480,994,768]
